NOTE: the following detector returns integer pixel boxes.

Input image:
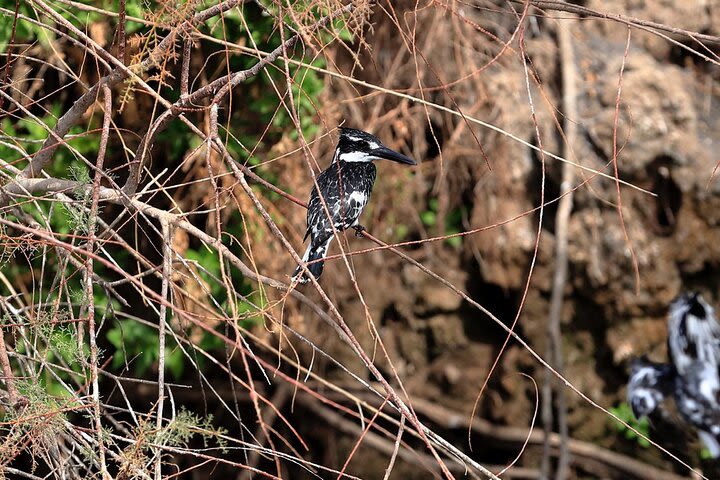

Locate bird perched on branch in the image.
[291,127,416,284]
[627,292,720,457]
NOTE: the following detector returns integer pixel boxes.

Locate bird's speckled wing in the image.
[304,161,377,242]
[674,361,720,457]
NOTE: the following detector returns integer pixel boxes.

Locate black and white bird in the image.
[673,360,720,457]
[668,292,720,375]
[627,292,720,457]
[627,356,674,420]
[291,127,416,284]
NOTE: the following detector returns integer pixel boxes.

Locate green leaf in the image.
[421,210,436,227]
[609,402,651,449]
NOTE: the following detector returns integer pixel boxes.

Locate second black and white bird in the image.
[292,128,416,284]
[627,292,720,457]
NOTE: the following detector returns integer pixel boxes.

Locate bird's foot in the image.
[352,225,366,237]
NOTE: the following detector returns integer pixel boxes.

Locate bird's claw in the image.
[353,225,366,237]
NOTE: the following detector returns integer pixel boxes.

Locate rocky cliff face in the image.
[276,0,720,474]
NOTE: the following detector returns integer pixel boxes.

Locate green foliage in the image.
[156,407,228,451]
[0,118,20,167]
[0,103,102,235]
[8,307,90,396]
[0,221,35,268]
[609,402,651,448]
[241,56,326,142]
[62,127,101,165]
[0,2,57,49]
[259,0,355,42]
[62,163,101,235]
[0,103,98,170]
[1,0,329,391]
[0,0,151,48]
[203,2,332,144]
[157,123,192,161]
[67,162,91,184]
[123,0,150,33]
[183,246,265,327]
[271,59,326,140]
[14,379,68,428]
[444,205,466,248]
[184,247,223,297]
[393,221,409,243]
[0,105,60,171]
[420,201,437,228]
[45,323,90,368]
[421,198,465,248]
[0,378,70,466]
[106,320,186,380]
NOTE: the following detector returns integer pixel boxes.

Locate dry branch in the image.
[541,14,577,480]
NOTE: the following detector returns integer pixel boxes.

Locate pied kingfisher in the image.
[291,127,416,284]
[627,293,720,457]
[627,356,674,421]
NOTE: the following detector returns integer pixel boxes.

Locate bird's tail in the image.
[291,237,332,284]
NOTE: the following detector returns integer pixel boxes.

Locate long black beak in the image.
[371,146,416,165]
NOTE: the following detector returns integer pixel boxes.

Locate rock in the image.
[282,1,720,470]
[584,52,696,178]
[587,0,716,59]
[606,317,668,364]
[395,327,428,374]
[418,343,496,413]
[418,285,463,313]
[428,313,468,352]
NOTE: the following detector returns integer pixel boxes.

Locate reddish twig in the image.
[85,83,113,480]
[611,30,641,293]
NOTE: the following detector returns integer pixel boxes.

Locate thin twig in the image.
[240,385,291,480]
[409,397,687,480]
[382,414,405,480]
[224,150,487,480]
[303,394,541,479]
[155,219,172,480]
[611,30,641,293]
[85,83,113,480]
[0,300,18,407]
[180,36,192,98]
[514,0,720,47]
